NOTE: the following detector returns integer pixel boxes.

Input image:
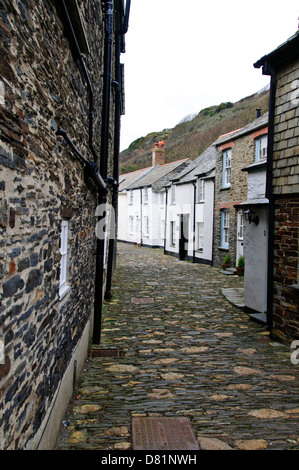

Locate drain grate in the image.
[132,417,199,450]
[88,349,125,358]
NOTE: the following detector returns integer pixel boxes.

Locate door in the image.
[179,215,188,260]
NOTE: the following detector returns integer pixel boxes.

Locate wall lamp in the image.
[244,209,259,225]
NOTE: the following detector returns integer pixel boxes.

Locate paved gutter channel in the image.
[56,243,299,451]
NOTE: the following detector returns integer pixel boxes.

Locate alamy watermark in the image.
[0,80,4,106]
[290,340,299,365]
[0,337,4,365]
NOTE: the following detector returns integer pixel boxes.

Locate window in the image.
[197,179,205,202]
[129,190,133,205]
[197,222,204,251]
[129,216,134,233]
[238,211,244,240]
[221,210,229,248]
[144,216,149,237]
[59,220,70,299]
[170,221,175,245]
[222,149,232,188]
[171,185,176,204]
[143,187,148,204]
[255,135,267,161]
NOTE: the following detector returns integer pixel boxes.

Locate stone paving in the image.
[56,243,299,451]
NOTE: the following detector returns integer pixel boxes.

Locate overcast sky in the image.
[120,1,298,151]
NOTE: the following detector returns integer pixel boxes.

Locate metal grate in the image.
[88,349,125,358]
[132,417,199,450]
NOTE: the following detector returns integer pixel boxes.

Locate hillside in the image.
[119,88,269,174]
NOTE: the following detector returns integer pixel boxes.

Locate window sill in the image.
[218,246,229,251]
[221,186,231,191]
[59,284,71,300]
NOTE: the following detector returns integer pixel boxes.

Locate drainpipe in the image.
[265,67,276,332]
[105,0,131,300]
[140,188,143,245]
[192,181,196,263]
[93,0,115,344]
[164,188,168,254]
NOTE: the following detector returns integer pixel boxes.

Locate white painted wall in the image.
[243,167,268,313]
[117,192,127,241]
[165,179,214,264]
[243,206,268,313]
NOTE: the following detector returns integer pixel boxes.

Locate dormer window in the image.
[255,135,267,161]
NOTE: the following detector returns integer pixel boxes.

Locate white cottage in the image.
[118,141,190,248]
[118,166,154,242]
[164,145,216,265]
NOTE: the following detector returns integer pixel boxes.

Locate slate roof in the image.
[118,166,154,192]
[171,144,217,186]
[126,159,190,191]
[215,112,269,146]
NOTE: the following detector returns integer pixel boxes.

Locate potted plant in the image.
[222,253,230,269]
[236,255,245,276]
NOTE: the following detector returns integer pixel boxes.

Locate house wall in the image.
[0,0,115,449]
[243,207,268,314]
[271,57,299,341]
[165,180,214,264]
[117,193,127,242]
[243,169,268,314]
[213,129,267,268]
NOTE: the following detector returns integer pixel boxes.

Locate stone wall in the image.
[272,197,299,341]
[0,0,115,449]
[271,58,299,342]
[213,133,256,268]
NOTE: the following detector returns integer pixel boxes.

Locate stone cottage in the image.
[164,144,216,265]
[0,0,130,449]
[213,112,268,269]
[254,30,299,343]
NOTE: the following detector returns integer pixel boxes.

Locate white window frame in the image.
[197,222,204,251]
[144,216,149,237]
[170,221,175,246]
[221,209,229,249]
[255,135,267,161]
[129,190,133,205]
[59,220,70,299]
[171,184,176,204]
[222,149,232,188]
[143,187,149,204]
[197,179,205,202]
[129,215,134,234]
[238,211,244,240]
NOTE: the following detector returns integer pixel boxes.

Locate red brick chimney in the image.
[152,140,165,165]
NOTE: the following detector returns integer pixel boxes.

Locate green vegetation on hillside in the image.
[120,89,269,174]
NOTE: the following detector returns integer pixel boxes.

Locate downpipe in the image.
[93,0,114,344]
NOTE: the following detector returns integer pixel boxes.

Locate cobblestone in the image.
[56,243,299,450]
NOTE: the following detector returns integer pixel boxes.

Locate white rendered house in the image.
[164,145,216,265]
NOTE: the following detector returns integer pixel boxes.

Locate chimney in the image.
[152,140,165,166]
[256,108,261,118]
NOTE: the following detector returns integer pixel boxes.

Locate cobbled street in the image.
[56,243,299,451]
